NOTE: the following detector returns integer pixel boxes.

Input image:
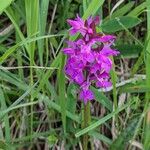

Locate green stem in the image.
[30,59,34,138]
[82,101,91,150]
[110,57,119,129]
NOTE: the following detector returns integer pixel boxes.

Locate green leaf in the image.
[66,83,77,114]
[38,0,50,65]
[128,2,146,17]
[110,117,140,150]
[0,88,10,143]
[89,131,112,145]
[66,84,77,133]
[0,0,13,14]
[119,81,150,93]
[75,100,134,137]
[116,44,143,58]
[83,0,105,19]
[0,34,64,64]
[144,125,150,150]
[25,0,39,59]
[13,131,52,142]
[47,134,58,148]
[91,87,112,111]
[107,2,135,19]
[58,54,67,134]
[42,95,80,123]
[0,140,8,150]
[101,16,141,33]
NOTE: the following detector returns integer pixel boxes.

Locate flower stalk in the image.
[83,101,91,150]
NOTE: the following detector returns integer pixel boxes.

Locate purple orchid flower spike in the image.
[63,15,120,104]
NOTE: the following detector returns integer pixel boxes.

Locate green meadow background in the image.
[0,0,150,149]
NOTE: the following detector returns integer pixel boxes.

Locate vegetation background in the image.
[0,0,150,149]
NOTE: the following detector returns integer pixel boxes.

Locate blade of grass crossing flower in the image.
[0,87,11,143]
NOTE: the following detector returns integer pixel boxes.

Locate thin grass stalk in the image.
[108,6,119,129]
[110,57,119,132]
[0,87,11,143]
[58,53,66,134]
[10,6,24,80]
[38,0,49,66]
[82,101,91,150]
[25,0,39,138]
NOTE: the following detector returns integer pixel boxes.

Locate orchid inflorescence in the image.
[62,15,120,104]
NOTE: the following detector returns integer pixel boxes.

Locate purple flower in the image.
[63,15,120,104]
[67,15,86,35]
[79,89,94,104]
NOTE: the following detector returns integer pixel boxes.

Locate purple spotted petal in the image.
[96,80,112,88]
[99,35,116,43]
[63,48,74,55]
[97,54,112,72]
[100,46,120,56]
[79,89,94,104]
[90,63,101,74]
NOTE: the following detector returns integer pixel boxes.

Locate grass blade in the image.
[58,54,66,134]
[83,0,105,19]
[0,88,10,143]
[75,100,134,138]
[38,0,49,65]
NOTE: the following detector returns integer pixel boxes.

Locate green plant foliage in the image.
[0,0,13,14]
[101,16,141,33]
[91,87,113,111]
[116,44,142,58]
[110,117,140,150]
